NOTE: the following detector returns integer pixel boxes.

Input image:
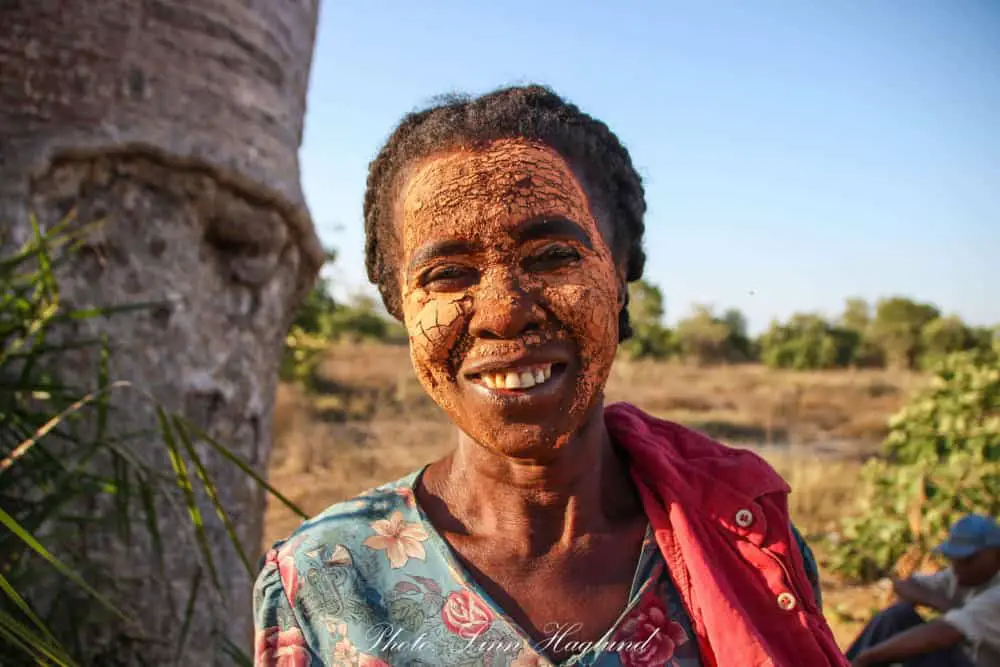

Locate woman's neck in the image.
[418,403,644,557]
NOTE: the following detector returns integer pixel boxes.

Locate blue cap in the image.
[935,514,1000,559]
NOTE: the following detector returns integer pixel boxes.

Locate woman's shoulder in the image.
[253,469,428,665]
[262,467,424,565]
[253,467,428,622]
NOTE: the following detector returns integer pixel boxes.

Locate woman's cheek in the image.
[404,293,469,365]
[542,267,620,352]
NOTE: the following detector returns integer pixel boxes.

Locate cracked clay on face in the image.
[395,139,622,456]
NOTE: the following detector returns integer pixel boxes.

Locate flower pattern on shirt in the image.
[363,511,429,569]
[256,626,311,667]
[441,589,496,640]
[612,585,689,667]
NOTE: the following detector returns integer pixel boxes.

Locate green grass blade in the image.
[0,243,49,273]
[137,477,166,580]
[0,380,130,478]
[95,337,110,443]
[134,472,178,622]
[173,566,202,665]
[112,452,131,545]
[0,608,76,667]
[2,338,106,360]
[186,422,307,519]
[0,616,51,666]
[219,635,253,667]
[0,570,57,645]
[0,575,76,667]
[0,507,128,623]
[172,417,252,578]
[28,213,58,303]
[155,407,221,593]
[53,302,160,322]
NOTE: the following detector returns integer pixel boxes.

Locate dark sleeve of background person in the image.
[793,523,824,610]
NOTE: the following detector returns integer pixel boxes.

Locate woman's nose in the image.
[469,273,544,340]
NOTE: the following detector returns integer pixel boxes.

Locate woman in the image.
[254,85,849,667]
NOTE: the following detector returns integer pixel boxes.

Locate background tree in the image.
[620,280,676,360]
[628,279,666,325]
[721,307,754,362]
[840,297,871,333]
[972,325,1000,354]
[294,247,339,337]
[327,294,407,343]
[675,304,734,365]
[869,297,941,370]
[919,315,975,369]
[837,297,885,367]
[758,313,860,370]
[0,2,321,662]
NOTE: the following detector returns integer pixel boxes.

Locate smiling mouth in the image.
[468,362,567,392]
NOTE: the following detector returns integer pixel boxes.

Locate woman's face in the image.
[395,138,623,458]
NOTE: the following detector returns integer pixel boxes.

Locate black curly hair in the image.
[363,84,647,341]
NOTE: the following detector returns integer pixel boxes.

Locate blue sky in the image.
[299,1,998,334]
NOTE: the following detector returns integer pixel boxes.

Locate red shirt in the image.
[607,402,849,667]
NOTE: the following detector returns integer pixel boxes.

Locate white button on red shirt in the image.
[777,592,797,611]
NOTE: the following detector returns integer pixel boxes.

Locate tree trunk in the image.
[0,1,322,663]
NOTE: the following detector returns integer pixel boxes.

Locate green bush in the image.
[280,325,329,390]
[919,316,977,371]
[0,217,305,665]
[758,314,859,370]
[327,295,407,344]
[620,322,676,360]
[619,280,677,360]
[869,297,941,370]
[281,285,407,391]
[293,272,337,337]
[828,343,1000,582]
[675,305,738,365]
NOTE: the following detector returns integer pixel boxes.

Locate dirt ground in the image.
[264,342,926,649]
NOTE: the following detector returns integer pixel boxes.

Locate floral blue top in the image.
[254,468,822,667]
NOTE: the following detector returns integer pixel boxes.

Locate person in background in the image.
[847,513,1000,667]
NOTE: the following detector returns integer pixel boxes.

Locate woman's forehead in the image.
[395,138,614,247]
[401,141,585,209]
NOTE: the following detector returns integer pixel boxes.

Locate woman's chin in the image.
[423,361,606,458]
[448,394,599,463]
[460,423,578,462]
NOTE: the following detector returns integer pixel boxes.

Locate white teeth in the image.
[479,363,555,390]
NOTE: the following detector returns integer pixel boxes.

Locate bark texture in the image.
[1,1,322,663]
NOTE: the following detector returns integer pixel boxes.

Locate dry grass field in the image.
[264,341,929,649]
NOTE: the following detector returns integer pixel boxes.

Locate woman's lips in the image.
[463,362,570,409]
[459,345,573,408]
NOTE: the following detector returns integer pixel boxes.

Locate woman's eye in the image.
[526,245,581,269]
[422,266,474,287]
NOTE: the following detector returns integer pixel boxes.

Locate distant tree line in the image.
[621,279,998,371]
[287,252,997,374]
